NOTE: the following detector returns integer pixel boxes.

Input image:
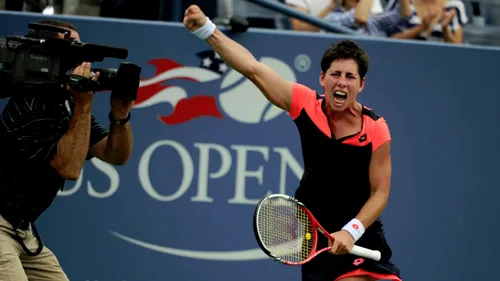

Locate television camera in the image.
[0,22,141,101]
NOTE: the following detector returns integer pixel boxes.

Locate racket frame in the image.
[253,194,317,265]
[253,194,382,265]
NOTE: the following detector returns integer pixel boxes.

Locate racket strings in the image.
[257,197,314,262]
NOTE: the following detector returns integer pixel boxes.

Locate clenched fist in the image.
[183,5,207,32]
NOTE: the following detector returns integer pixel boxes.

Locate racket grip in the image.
[350,245,381,261]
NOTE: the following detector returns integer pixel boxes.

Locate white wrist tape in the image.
[192,17,216,40]
[342,218,365,242]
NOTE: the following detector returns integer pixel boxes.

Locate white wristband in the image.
[342,218,365,242]
[192,17,216,40]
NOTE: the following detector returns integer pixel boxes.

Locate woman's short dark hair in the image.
[320,40,370,80]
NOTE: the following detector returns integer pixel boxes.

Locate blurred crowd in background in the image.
[1,0,499,46]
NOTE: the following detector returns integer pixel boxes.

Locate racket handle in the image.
[350,245,381,261]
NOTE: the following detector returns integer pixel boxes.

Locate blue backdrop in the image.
[1,10,499,281]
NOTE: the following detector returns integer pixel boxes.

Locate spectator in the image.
[370,0,385,14]
[285,0,387,32]
[323,0,412,37]
[285,0,336,32]
[386,0,469,44]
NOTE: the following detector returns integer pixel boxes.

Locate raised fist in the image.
[183,5,207,32]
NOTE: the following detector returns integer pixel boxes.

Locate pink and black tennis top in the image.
[289,82,391,234]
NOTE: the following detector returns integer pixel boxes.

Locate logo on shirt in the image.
[358,134,367,143]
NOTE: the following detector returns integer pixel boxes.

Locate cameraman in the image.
[0,20,134,280]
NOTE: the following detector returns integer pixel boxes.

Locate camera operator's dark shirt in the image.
[0,91,108,223]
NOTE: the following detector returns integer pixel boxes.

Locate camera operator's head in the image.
[37,19,80,41]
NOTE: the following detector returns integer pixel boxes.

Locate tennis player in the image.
[184,5,400,281]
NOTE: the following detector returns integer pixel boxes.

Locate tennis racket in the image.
[253,193,381,265]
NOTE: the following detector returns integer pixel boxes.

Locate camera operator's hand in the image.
[110,97,133,120]
[67,62,100,104]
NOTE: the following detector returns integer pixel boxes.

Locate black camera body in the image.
[0,22,141,101]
